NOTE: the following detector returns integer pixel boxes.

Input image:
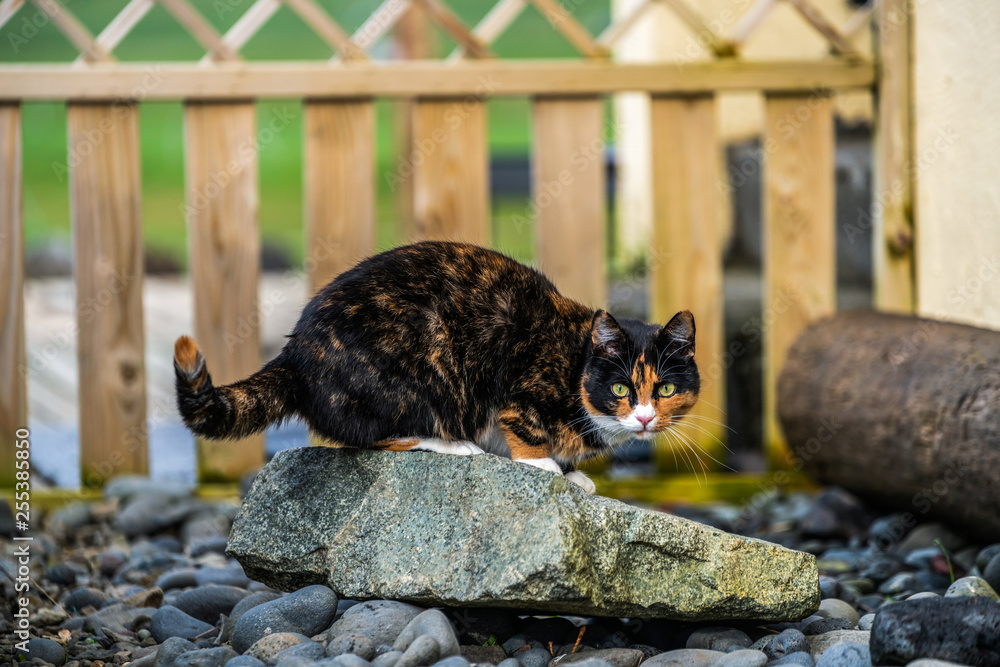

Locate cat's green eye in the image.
[658,382,677,398]
[611,383,630,397]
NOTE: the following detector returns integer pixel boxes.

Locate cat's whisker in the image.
[667,426,737,473]
[662,430,705,486]
[671,420,736,455]
[671,414,738,434]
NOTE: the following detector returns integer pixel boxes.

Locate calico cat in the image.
[174,241,700,493]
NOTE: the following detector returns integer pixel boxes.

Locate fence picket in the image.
[649,95,726,473]
[0,103,23,488]
[184,101,264,482]
[763,93,836,469]
[68,103,148,487]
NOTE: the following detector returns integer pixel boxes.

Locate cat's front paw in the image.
[564,470,596,494]
[514,457,563,475]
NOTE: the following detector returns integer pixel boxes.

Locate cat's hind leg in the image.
[374,438,485,455]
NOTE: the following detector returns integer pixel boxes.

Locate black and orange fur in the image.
[174,242,699,480]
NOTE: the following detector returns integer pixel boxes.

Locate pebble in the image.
[175,646,240,667]
[640,648,724,666]
[767,651,814,666]
[24,637,67,665]
[459,645,507,664]
[328,634,378,661]
[434,657,472,667]
[393,610,461,657]
[813,643,871,667]
[374,650,405,667]
[195,565,251,588]
[157,568,200,591]
[274,641,327,663]
[906,661,976,667]
[46,563,78,586]
[151,605,216,643]
[877,572,927,596]
[976,544,1000,572]
[686,628,752,653]
[550,649,643,667]
[896,523,966,553]
[157,637,198,667]
[945,576,1000,600]
[190,535,231,558]
[711,649,766,666]
[870,597,1000,666]
[225,659,267,667]
[982,553,1000,593]
[761,630,809,660]
[396,634,441,667]
[857,614,875,632]
[64,587,108,612]
[552,660,610,667]
[497,659,521,667]
[906,591,941,601]
[174,585,252,624]
[245,633,314,664]
[802,618,854,635]
[817,599,860,626]
[322,656,377,667]
[330,600,425,648]
[807,631,869,658]
[233,585,339,653]
[517,648,554,667]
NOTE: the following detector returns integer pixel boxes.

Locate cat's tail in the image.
[173,335,296,440]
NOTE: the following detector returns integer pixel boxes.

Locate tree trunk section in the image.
[778,311,1000,540]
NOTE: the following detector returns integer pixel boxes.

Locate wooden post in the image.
[532,96,606,308]
[68,102,148,487]
[184,101,264,482]
[411,98,490,245]
[0,103,24,488]
[763,92,836,469]
[873,0,914,312]
[649,95,726,473]
[303,99,376,294]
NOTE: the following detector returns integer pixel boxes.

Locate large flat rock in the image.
[227,447,818,621]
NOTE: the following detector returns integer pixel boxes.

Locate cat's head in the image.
[580,310,700,447]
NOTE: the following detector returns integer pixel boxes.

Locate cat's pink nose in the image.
[637,415,653,429]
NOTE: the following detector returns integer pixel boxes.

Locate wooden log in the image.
[303,99,375,294]
[649,94,726,473]
[411,98,489,245]
[532,96,606,309]
[184,101,264,482]
[67,102,148,487]
[778,311,1000,541]
[763,92,836,469]
[0,103,23,488]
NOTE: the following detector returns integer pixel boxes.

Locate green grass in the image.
[3,0,612,269]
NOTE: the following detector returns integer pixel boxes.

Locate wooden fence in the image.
[0,0,912,495]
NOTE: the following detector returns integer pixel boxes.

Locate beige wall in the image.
[914,0,1000,330]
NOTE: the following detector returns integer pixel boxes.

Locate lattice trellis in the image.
[0,0,873,64]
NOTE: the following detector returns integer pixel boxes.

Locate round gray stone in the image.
[945,576,1000,601]
[233,585,338,653]
[24,638,66,665]
[329,634,377,661]
[432,657,472,667]
[762,630,809,660]
[157,637,198,667]
[686,628,752,653]
[857,614,875,632]
[175,646,241,667]
[817,599,859,626]
[396,634,441,667]
[373,651,404,667]
[175,586,251,624]
[225,657,267,667]
[517,648,553,667]
[393,610,460,658]
[329,601,425,648]
[497,659,521,667]
[640,649,725,666]
[814,643,871,667]
[767,651,814,666]
[710,649,766,666]
[152,605,215,643]
[245,633,313,665]
[64,587,107,612]
[274,641,326,663]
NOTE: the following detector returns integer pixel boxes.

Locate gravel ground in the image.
[3,480,999,667]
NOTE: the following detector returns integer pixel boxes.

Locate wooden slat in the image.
[284,0,366,60]
[529,0,608,58]
[30,0,112,62]
[660,0,735,57]
[90,0,155,57]
[730,0,776,48]
[206,0,281,63]
[304,100,376,293]
[873,0,914,312]
[411,0,492,58]
[184,102,264,482]
[0,103,23,488]
[785,0,863,59]
[351,0,412,52]
[0,0,25,30]
[842,2,874,39]
[447,0,525,61]
[0,60,877,101]
[598,0,653,49]
[158,0,239,61]
[533,97,606,308]
[411,99,489,244]
[68,103,148,487]
[763,93,836,469]
[649,95,726,474]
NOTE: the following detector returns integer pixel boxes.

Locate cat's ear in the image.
[591,310,626,357]
[657,310,696,357]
